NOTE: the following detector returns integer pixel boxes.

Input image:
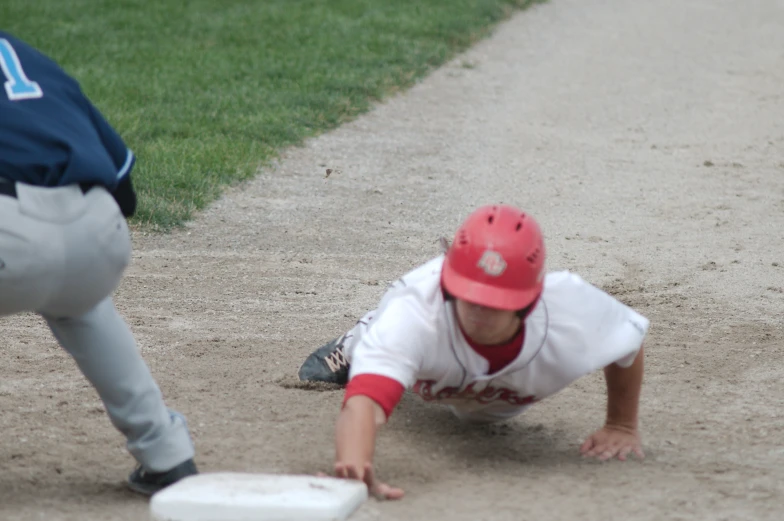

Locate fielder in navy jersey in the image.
[0,31,197,495]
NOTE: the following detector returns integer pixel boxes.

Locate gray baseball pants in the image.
[0,181,194,472]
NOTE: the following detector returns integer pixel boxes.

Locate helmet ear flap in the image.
[441,287,455,303]
[515,293,542,319]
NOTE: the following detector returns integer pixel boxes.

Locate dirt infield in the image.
[2,0,783,519]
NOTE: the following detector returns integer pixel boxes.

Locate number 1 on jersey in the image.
[0,38,43,101]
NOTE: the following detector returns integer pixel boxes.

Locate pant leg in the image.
[0,192,60,316]
[342,309,377,363]
[43,296,195,472]
[448,403,531,424]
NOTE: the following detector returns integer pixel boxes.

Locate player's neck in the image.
[483,322,523,347]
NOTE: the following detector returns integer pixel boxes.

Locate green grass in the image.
[3,0,539,230]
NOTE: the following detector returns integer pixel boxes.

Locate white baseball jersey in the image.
[343,255,650,421]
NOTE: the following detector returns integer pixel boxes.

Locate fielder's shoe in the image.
[298,334,350,385]
[127,458,198,496]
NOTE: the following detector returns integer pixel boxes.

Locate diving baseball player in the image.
[0,31,197,495]
[299,204,650,499]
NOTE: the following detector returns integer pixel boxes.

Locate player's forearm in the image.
[603,346,644,430]
[335,395,381,466]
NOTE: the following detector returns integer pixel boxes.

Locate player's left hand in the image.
[317,462,404,501]
[334,462,405,501]
[580,424,645,461]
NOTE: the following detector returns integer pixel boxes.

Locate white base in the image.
[149,472,368,521]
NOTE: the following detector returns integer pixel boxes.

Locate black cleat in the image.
[298,335,350,385]
[126,458,198,496]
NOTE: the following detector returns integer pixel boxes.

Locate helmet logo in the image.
[477,250,507,277]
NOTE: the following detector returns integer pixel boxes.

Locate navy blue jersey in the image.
[0,31,135,189]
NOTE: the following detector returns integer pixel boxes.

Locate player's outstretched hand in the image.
[580,424,644,462]
[320,462,405,500]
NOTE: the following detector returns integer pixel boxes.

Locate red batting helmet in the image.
[441,204,546,311]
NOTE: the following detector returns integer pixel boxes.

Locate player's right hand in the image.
[334,461,405,501]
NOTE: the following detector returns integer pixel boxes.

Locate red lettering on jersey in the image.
[413,380,537,407]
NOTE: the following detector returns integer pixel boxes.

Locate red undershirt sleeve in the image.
[343,374,406,420]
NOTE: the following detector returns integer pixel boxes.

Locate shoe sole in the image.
[126,479,160,496]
